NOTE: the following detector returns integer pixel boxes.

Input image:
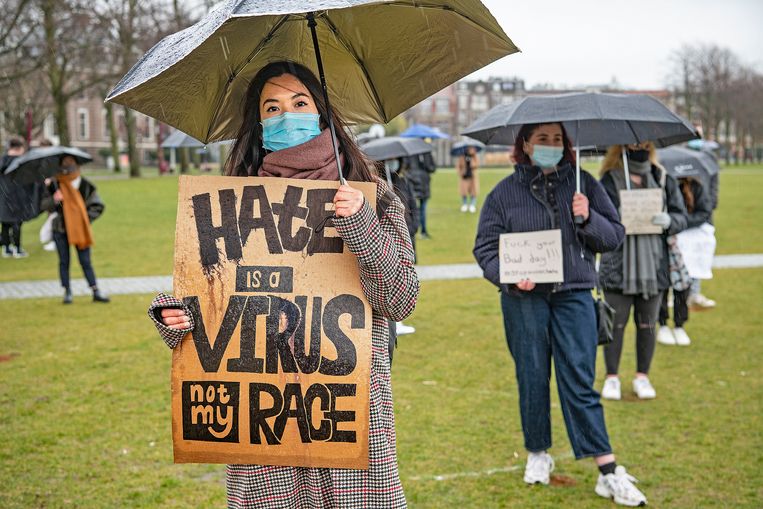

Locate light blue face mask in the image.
[261,112,321,152]
[530,144,564,168]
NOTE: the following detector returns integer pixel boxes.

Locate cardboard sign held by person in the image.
[675,223,716,279]
[619,189,664,234]
[499,229,564,284]
[171,176,376,470]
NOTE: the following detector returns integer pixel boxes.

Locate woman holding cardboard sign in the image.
[148,62,419,509]
[598,143,688,401]
[474,122,648,507]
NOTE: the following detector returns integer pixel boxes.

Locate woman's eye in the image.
[266,106,279,113]
[295,100,308,108]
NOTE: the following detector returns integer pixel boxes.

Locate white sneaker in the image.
[460,203,468,212]
[656,325,676,345]
[688,293,716,310]
[395,322,416,335]
[524,451,554,485]
[595,465,647,506]
[468,204,477,213]
[601,377,622,400]
[672,327,691,346]
[632,377,656,399]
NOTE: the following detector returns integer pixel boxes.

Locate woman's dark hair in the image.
[224,61,378,185]
[512,122,576,166]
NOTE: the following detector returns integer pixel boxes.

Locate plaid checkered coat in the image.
[148,181,419,508]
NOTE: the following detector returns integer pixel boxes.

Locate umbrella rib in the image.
[204,15,290,141]
[321,15,386,122]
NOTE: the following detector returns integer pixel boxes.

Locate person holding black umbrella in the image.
[598,142,687,401]
[149,61,419,508]
[39,155,110,304]
[474,122,648,507]
[0,136,35,258]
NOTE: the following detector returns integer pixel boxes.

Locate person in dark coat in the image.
[40,155,110,304]
[598,143,688,401]
[657,176,712,346]
[474,122,647,507]
[1,136,40,258]
[407,151,436,238]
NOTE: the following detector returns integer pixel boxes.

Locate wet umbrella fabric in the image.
[399,124,449,140]
[361,136,432,162]
[5,146,93,185]
[106,0,517,145]
[450,138,486,156]
[462,92,698,148]
[657,145,720,182]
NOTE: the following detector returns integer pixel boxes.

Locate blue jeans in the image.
[419,198,428,234]
[500,289,612,459]
[54,231,97,289]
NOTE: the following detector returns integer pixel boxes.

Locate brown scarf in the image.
[56,170,93,249]
[259,129,343,181]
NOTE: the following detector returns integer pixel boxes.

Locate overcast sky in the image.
[468,0,763,90]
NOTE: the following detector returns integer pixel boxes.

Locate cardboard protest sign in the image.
[171,176,376,469]
[499,229,564,284]
[619,189,664,234]
[676,223,716,279]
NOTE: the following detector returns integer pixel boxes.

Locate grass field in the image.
[1,163,762,508]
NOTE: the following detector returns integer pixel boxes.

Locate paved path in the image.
[1,254,762,301]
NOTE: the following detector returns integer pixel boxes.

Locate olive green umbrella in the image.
[106,0,517,151]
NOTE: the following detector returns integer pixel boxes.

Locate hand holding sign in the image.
[333,184,365,217]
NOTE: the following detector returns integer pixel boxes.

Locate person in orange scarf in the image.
[40,155,109,304]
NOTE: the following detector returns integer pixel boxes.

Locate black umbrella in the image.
[462,92,699,210]
[657,145,720,183]
[361,137,433,162]
[5,146,93,185]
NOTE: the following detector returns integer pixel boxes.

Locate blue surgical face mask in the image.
[261,112,321,152]
[529,144,564,168]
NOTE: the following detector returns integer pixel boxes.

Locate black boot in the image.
[63,288,73,304]
[92,288,110,303]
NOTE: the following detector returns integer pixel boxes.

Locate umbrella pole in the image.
[574,145,584,225]
[621,148,631,191]
[307,13,346,185]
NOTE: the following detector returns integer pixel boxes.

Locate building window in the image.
[146,117,155,140]
[471,95,488,111]
[77,108,89,140]
[435,98,450,115]
[101,109,110,139]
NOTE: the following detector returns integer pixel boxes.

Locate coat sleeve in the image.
[577,172,625,253]
[473,188,505,288]
[84,186,105,222]
[664,174,689,236]
[332,182,419,322]
[709,173,719,210]
[40,185,57,213]
[147,292,195,349]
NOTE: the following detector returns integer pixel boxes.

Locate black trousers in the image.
[1,222,21,248]
[659,288,689,328]
[53,231,97,289]
[603,291,662,375]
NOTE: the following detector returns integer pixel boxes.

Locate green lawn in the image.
[2,163,761,282]
[1,163,762,508]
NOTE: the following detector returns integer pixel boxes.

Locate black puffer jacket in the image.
[0,153,42,222]
[598,165,688,292]
[40,177,105,233]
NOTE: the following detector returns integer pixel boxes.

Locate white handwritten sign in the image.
[499,229,564,284]
[675,223,716,279]
[619,189,664,235]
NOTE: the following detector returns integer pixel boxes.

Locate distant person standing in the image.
[40,155,110,304]
[1,136,38,258]
[598,142,688,401]
[456,146,479,213]
[409,152,436,238]
[657,175,712,346]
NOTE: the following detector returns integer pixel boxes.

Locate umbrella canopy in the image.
[106,0,517,144]
[160,129,232,149]
[657,146,720,183]
[5,146,93,185]
[400,124,449,140]
[462,92,699,148]
[361,136,432,162]
[450,138,486,156]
